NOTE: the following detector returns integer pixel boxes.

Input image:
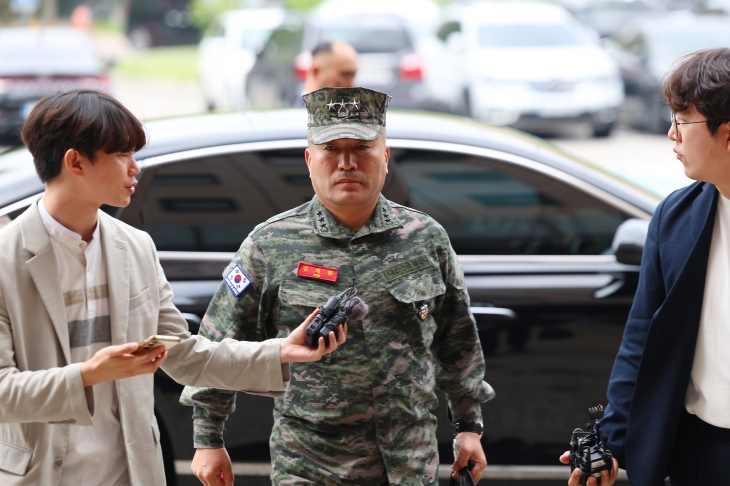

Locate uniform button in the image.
[54,458,63,467]
[79,242,86,249]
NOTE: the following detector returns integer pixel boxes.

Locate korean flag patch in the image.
[224,264,251,297]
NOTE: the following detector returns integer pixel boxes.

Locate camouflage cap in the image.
[302,87,392,144]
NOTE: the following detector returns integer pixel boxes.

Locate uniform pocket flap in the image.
[0,440,32,476]
[386,267,446,304]
[279,279,341,308]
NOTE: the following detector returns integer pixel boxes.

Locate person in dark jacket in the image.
[561,48,730,486]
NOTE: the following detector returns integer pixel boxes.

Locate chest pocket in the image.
[278,278,343,335]
[386,266,446,353]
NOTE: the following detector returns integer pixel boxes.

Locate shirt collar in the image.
[309,194,402,240]
[38,198,100,252]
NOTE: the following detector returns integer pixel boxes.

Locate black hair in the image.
[663,48,730,135]
[21,89,146,182]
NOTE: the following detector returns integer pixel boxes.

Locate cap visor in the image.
[309,124,382,145]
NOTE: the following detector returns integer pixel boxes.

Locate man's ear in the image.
[62,149,87,178]
[384,145,390,174]
[304,147,312,174]
[725,121,730,153]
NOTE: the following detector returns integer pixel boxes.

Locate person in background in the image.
[303,41,358,94]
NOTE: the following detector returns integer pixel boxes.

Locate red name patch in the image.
[296,262,338,282]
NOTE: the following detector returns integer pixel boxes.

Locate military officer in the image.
[180,87,494,486]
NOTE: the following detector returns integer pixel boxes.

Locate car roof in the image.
[221,8,286,30]
[0,110,659,214]
[0,26,99,76]
[136,109,658,212]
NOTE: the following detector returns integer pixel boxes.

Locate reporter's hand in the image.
[80,343,168,387]
[559,451,619,486]
[279,309,348,363]
[452,432,487,483]
[191,448,233,486]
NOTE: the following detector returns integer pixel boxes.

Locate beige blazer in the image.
[0,202,288,485]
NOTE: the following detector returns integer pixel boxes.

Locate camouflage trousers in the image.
[269,411,440,486]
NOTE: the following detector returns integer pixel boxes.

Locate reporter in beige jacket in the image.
[0,89,346,486]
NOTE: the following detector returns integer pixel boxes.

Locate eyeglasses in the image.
[671,113,729,134]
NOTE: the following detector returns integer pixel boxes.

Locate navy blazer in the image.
[602,181,719,486]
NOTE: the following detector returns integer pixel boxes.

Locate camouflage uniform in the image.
[180,87,494,485]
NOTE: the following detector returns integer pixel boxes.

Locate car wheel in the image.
[592,122,614,138]
[155,410,177,486]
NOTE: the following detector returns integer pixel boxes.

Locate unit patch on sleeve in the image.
[296,262,339,282]
[224,264,251,297]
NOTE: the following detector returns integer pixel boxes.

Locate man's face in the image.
[305,133,389,213]
[314,45,357,89]
[83,150,140,207]
[669,105,730,183]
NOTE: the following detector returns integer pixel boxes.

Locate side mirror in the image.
[612,218,649,265]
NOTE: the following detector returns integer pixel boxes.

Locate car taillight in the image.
[399,54,423,82]
[293,51,312,83]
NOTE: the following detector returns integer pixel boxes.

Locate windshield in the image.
[478,23,583,48]
[317,16,412,54]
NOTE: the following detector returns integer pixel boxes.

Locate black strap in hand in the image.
[449,461,476,486]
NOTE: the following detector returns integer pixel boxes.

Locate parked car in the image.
[611,11,730,133]
[126,0,199,49]
[246,1,465,114]
[0,27,109,139]
[438,1,625,137]
[0,109,658,484]
[198,8,286,111]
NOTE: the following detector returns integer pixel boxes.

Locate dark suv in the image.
[0,110,654,484]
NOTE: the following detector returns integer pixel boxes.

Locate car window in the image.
[317,16,412,53]
[478,23,583,48]
[393,149,630,255]
[262,23,304,64]
[121,150,408,252]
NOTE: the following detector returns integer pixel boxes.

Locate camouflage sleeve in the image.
[432,242,495,425]
[179,236,271,448]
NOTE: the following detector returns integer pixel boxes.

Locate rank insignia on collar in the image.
[297,262,338,282]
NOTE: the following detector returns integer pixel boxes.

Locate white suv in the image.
[438,1,624,137]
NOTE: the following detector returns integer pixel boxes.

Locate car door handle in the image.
[470,306,516,320]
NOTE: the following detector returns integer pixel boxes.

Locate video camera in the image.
[304,287,368,348]
[569,404,613,485]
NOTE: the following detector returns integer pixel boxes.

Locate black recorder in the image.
[304,287,368,348]
[569,404,613,485]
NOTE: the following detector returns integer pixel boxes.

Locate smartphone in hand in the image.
[135,335,180,353]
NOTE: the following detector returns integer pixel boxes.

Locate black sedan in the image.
[0,110,656,484]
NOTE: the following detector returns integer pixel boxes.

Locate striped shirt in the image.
[39,199,129,486]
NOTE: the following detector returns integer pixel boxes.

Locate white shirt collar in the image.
[38,198,100,252]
